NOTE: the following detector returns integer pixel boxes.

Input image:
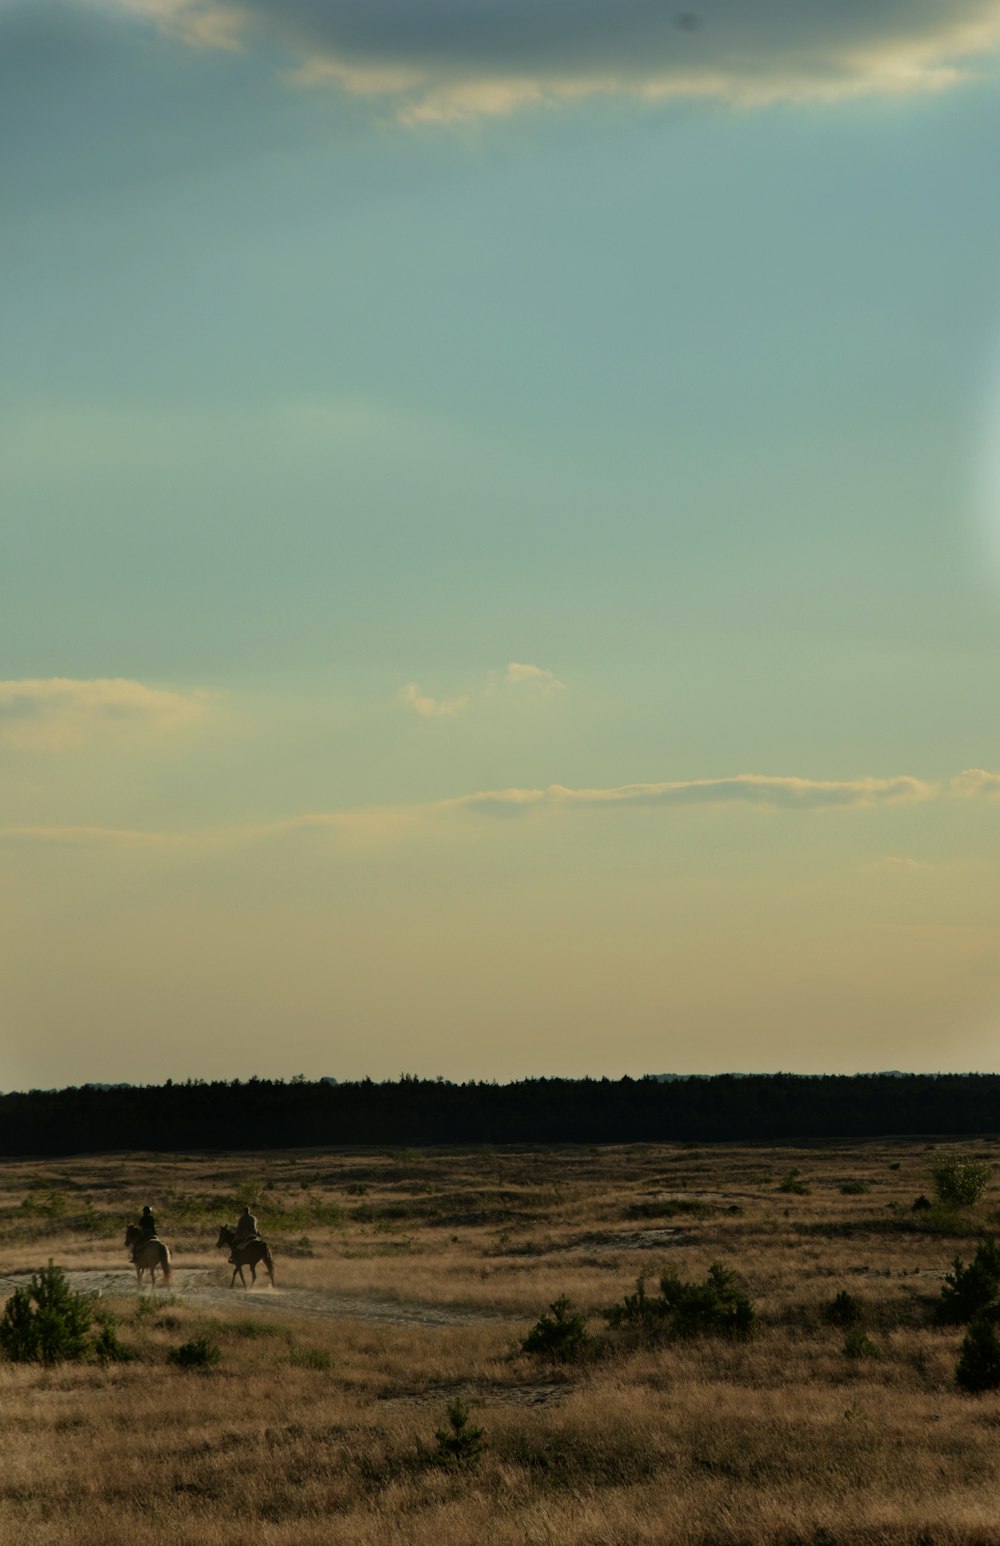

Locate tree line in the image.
[0,1072,998,1154]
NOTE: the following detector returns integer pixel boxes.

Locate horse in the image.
[124,1224,172,1289]
[216,1225,275,1289]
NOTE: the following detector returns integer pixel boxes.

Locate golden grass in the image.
[1,1139,999,1544]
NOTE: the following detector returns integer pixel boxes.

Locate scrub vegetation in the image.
[2,1138,1000,1544]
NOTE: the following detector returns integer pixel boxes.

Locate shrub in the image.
[778,1169,809,1195]
[521,1295,593,1361]
[936,1238,1000,1326]
[93,1315,134,1364]
[843,1329,881,1360]
[825,1290,863,1328]
[604,1264,755,1342]
[840,1180,869,1196]
[956,1316,1000,1392]
[0,1262,93,1364]
[167,1336,221,1369]
[433,1399,485,1466]
[932,1156,991,1209]
[912,1194,932,1212]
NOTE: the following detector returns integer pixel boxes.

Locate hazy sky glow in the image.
[4,0,1000,1088]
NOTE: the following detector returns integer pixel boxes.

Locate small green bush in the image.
[93,1315,134,1364]
[433,1400,485,1466]
[843,1329,881,1360]
[521,1295,593,1361]
[932,1156,991,1209]
[840,1180,869,1196]
[911,1194,932,1212]
[825,1290,863,1328]
[0,1262,93,1365]
[778,1169,809,1196]
[956,1316,1000,1392]
[167,1336,221,1369]
[936,1238,1000,1326]
[604,1264,755,1342]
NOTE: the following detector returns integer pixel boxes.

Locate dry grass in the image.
[2,1138,1000,1544]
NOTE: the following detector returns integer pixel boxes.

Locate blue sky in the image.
[3,0,1000,1087]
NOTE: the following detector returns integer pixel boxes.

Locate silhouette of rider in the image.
[132,1204,157,1262]
[234,1204,258,1244]
[229,1203,259,1264]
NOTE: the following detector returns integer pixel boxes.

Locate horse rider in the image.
[132,1204,157,1261]
[229,1203,260,1263]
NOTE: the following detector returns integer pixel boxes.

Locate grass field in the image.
[2,1138,1000,1545]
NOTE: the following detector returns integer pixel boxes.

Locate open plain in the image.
[2,1139,1000,1546]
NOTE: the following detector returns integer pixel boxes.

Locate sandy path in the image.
[0,1267,517,1329]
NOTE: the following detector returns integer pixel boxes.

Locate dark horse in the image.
[124,1224,172,1289]
[216,1225,275,1289]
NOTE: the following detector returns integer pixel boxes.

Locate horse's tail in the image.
[161,1245,172,1284]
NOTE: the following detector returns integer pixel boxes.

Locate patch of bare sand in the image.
[0,1267,518,1328]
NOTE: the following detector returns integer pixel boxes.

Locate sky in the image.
[4,0,1000,1088]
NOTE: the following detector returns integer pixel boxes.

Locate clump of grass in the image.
[521,1295,593,1362]
[839,1180,869,1196]
[167,1336,221,1369]
[290,1347,333,1370]
[226,1318,282,1339]
[778,1169,809,1196]
[626,1198,711,1220]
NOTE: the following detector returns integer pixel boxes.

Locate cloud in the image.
[950,768,1000,799]
[10,766,1000,855]
[102,0,1000,120]
[872,855,933,872]
[0,678,207,751]
[505,662,565,692]
[400,682,469,719]
[449,773,935,817]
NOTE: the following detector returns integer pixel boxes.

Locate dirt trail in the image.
[0,1268,516,1329]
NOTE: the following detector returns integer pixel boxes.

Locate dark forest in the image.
[1,1073,998,1155]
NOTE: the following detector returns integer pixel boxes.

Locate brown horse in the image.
[124,1224,172,1289]
[216,1225,275,1289]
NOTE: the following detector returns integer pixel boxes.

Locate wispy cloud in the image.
[447,773,935,817]
[101,0,1000,120]
[0,678,207,752]
[9,767,1000,854]
[400,682,469,719]
[505,662,565,692]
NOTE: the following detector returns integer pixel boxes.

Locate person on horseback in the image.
[132,1204,157,1262]
[229,1204,260,1264]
